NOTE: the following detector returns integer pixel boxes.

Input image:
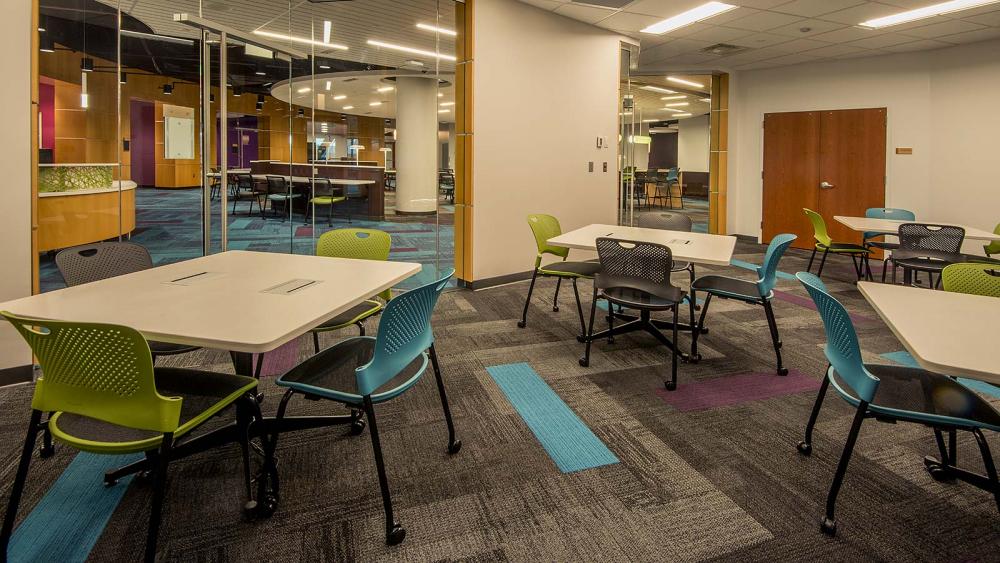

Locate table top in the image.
[547,223,737,266]
[0,251,420,354]
[834,216,1000,241]
[858,281,999,384]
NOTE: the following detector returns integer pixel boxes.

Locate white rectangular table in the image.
[858,281,998,385]
[547,223,737,266]
[834,216,1000,242]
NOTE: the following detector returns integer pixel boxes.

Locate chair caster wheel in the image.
[579,357,589,367]
[700,327,709,334]
[923,458,954,482]
[576,335,587,343]
[517,321,526,329]
[386,524,407,545]
[664,381,677,391]
[39,444,55,459]
[777,367,789,376]
[243,493,278,520]
[689,353,702,364]
[820,517,836,536]
[350,419,366,435]
[552,306,559,312]
[448,440,462,455]
[796,441,812,456]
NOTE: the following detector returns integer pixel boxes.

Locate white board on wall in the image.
[163,104,195,160]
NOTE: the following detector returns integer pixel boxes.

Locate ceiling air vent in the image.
[700,43,750,56]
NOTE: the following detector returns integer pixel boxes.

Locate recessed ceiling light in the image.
[342,105,354,110]
[333,95,346,100]
[642,119,660,123]
[253,30,348,51]
[297,87,311,93]
[369,101,382,106]
[640,85,676,94]
[440,101,455,107]
[325,80,332,91]
[439,109,450,113]
[376,86,394,93]
[859,0,1000,28]
[323,20,332,44]
[319,64,330,70]
[366,39,456,61]
[661,107,686,113]
[660,95,686,101]
[437,92,444,97]
[641,2,737,35]
[416,23,457,36]
[700,97,711,102]
[663,102,689,107]
[673,113,692,117]
[667,76,704,88]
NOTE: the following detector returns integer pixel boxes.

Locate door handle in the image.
[819,181,835,189]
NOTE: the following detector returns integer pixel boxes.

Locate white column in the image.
[395,76,438,214]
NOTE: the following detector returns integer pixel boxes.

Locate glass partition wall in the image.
[36,0,458,291]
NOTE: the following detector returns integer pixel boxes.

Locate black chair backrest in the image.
[637,212,692,232]
[236,173,254,190]
[898,223,965,254]
[312,177,335,198]
[55,242,153,287]
[266,175,287,196]
[596,237,674,285]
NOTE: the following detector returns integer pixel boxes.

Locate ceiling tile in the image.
[596,11,663,32]
[770,0,866,18]
[881,38,955,52]
[728,31,799,48]
[517,0,563,11]
[768,17,847,37]
[767,37,830,52]
[722,10,804,31]
[658,21,713,38]
[899,20,989,39]
[802,43,870,57]
[552,3,619,24]
[960,9,1000,26]
[940,27,1000,43]
[735,0,791,9]
[682,24,756,43]
[808,25,878,43]
[846,31,919,49]
[752,52,824,66]
[956,5,1000,18]
[622,0,709,18]
[703,7,762,26]
[818,3,902,25]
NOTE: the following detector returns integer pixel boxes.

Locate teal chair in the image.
[691,234,796,375]
[271,270,460,546]
[864,207,915,282]
[795,273,1000,536]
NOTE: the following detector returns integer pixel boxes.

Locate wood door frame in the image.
[756,105,890,243]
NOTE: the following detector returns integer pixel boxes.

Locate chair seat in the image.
[49,368,257,454]
[148,340,200,356]
[311,300,383,332]
[893,256,960,274]
[277,336,426,405]
[268,193,301,201]
[691,274,762,302]
[866,240,900,251]
[831,365,1000,432]
[817,242,869,254]
[598,274,685,310]
[538,260,602,278]
[311,196,346,205]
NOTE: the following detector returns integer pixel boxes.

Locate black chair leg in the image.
[579,286,599,367]
[690,293,713,360]
[571,278,587,340]
[145,432,173,563]
[363,395,406,545]
[667,306,679,391]
[313,331,321,354]
[428,344,461,454]
[357,322,366,337]
[1,410,42,556]
[807,248,817,273]
[821,403,868,537]
[517,269,539,329]
[39,413,54,458]
[882,257,891,283]
[236,398,255,502]
[816,249,830,278]
[797,373,830,455]
[762,299,787,375]
[972,428,1000,514]
[552,277,562,312]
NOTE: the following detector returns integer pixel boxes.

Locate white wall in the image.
[473,0,624,280]
[0,2,33,369]
[677,114,709,173]
[729,39,1000,253]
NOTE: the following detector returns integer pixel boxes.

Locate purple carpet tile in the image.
[771,289,878,326]
[654,369,821,412]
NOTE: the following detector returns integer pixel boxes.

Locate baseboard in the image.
[0,364,33,387]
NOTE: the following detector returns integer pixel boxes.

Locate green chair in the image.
[518,214,602,338]
[942,263,1000,297]
[984,224,1000,258]
[0,313,265,562]
[310,228,392,353]
[305,178,348,226]
[804,208,870,280]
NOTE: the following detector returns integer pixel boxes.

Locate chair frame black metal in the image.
[887,223,966,288]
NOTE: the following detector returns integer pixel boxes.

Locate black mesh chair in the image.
[580,238,688,390]
[264,175,300,222]
[231,173,264,216]
[888,224,965,288]
[637,212,696,288]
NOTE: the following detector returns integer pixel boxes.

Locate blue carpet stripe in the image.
[485,363,619,473]
[880,351,1000,399]
[730,258,796,281]
[9,452,142,562]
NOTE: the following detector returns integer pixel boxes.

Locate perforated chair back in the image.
[355,269,454,396]
[316,228,392,301]
[757,234,797,297]
[55,242,153,287]
[665,168,679,183]
[796,273,879,403]
[266,175,288,196]
[526,214,570,259]
[803,208,832,247]
[597,237,673,285]
[1,312,182,433]
[898,223,965,254]
[312,177,335,198]
[637,212,692,232]
[864,207,915,240]
[236,173,255,191]
[942,263,1000,297]
[984,223,1000,256]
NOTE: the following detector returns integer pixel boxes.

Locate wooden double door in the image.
[762,108,887,250]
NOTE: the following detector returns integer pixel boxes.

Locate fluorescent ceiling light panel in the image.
[297,87,311,93]
[640,85,676,94]
[376,86,394,93]
[342,105,354,110]
[440,101,455,107]
[325,80,332,91]
[661,95,686,101]
[416,23,457,36]
[437,92,444,97]
[641,2,737,35]
[663,102,689,107]
[661,107,686,113]
[369,101,382,106]
[322,20,332,44]
[366,39,456,61]
[438,109,450,113]
[254,30,348,51]
[333,94,346,100]
[859,0,1000,28]
[673,113,692,117]
[667,76,704,88]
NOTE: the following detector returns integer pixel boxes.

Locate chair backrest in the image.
[795,273,879,403]
[984,223,1000,256]
[526,214,570,260]
[864,207,915,240]
[316,228,392,301]
[312,177,334,198]
[55,242,153,287]
[355,269,454,396]
[756,234,797,297]
[266,175,287,195]
[942,263,1000,297]
[596,237,673,286]
[803,208,832,247]
[637,212,692,232]
[1,312,183,433]
[665,168,679,182]
[237,173,254,190]
[898,223,965,254]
